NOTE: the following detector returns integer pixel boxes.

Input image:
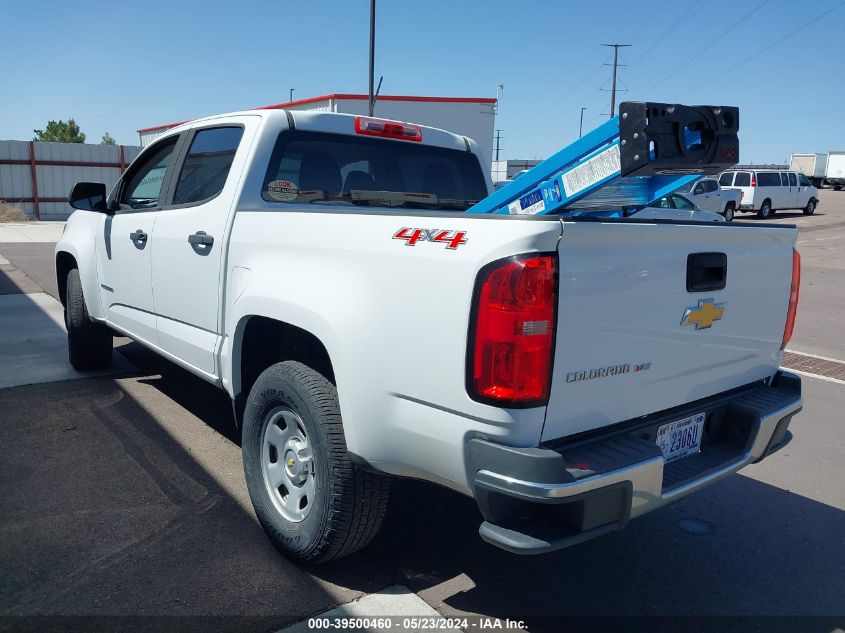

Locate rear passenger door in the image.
[150,117,256,376]
[787,172,801,208]
[775,171,795,209]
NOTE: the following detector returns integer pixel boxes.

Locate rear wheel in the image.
[835,185,842,191]
[803,199,816,215]
[242,361,390,563]
[65,268,113,370]
[757,200,772,219]
[723,203,735,222]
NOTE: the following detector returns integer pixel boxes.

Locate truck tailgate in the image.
[542,220,796,442]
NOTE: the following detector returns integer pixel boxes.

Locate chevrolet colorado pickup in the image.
[56,109,803,562]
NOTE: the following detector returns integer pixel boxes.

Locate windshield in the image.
[262,131,487,210]
[674,179,699,194]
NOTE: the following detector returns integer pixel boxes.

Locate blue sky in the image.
[2,0,843,163]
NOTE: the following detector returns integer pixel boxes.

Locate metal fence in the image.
[0,140,141,220]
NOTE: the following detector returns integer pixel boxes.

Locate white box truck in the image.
[826,151,845,190]
[789,153,828,188]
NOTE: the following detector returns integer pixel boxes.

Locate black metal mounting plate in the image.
[618,102,740,177]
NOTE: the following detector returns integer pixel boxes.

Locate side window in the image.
[673,195,694,210]
[734,172,750,187]
[788,173,798,186]
[758,172,779,187]
[798,174,810,186]
[719,172,734,186]
[172,127,244,205]
[780,172,789,186]
[705,180,718,193]
[120,137,178,209]
[693,182,705,195]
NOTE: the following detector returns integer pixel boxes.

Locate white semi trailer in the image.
[789,153,828,188]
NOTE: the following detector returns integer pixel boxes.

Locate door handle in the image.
[188,231,214,247]
[130,229,147,243]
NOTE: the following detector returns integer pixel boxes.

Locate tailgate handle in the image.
[687,252,727,292]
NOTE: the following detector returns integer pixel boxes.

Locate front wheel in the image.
[65,268,113,370]
[803,199,817,215]
[242,361,390,563]
[723,204,735,222]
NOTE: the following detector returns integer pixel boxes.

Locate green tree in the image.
[101,132,116,145]
[33,119,86,143]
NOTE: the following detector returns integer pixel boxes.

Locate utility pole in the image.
[494,130,503,161]
[603,44,631,118]
[368,0,376,116]
[579,107,586,138]
[289,88,294,103]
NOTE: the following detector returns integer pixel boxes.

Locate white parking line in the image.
[798,235,844,243]
[785,349,845,365]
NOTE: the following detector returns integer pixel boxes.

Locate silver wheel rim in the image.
[808,202,815,213]
[261,408,316,522]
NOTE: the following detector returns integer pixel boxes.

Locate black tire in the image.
[242,361,389,563]
[65,268,113,370]
[723,203,735,222]
[757,200,772,219]
[803,199,817,215]
[835,185,842,191]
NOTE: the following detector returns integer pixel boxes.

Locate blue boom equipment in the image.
[467,102,740,216]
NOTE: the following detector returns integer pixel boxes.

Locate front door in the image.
[95,135,179,345]
[150,120,253,376]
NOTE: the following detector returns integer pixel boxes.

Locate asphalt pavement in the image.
[1,192,844,632]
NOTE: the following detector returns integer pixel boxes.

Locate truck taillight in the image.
[782,248,800,349]
[468,254,557,407]
[354,116,422,142]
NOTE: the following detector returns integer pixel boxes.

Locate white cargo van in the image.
[720,169,818,218]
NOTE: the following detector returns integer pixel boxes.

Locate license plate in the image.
[656,412,705,463]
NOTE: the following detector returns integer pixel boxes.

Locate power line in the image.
[627,0,671,43]
[628,0,702,67]
[637,0,770,97]
[677,0,845,97]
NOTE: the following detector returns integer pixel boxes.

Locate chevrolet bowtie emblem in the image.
[681,298,726,330]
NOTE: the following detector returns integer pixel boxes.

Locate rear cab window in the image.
[261,131,487,211]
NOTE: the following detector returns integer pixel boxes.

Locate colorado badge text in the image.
[681,298,726,330]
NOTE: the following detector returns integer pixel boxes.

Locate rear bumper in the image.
[468,371,802,554]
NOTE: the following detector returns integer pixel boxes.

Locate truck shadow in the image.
[364,471,845,628]
[104,336,845,627]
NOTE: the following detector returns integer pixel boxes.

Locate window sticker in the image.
[266,179,299,201]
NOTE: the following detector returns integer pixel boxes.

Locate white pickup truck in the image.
[674,176,743,221]
[56,109,803,562]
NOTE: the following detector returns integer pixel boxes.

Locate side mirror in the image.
[693,186,704,195]
[69,182,108,212]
